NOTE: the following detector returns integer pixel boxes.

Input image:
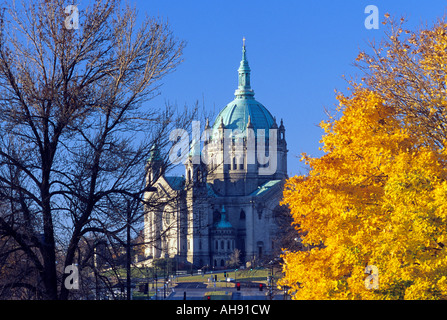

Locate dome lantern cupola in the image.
[212,39,275,138]
[234,37,255,99]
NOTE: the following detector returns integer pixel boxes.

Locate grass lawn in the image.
[233,268,270,283]
[106,267,282,288]
[203,291,232,300]
[173,267,281,287]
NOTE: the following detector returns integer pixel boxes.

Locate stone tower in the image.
[143,40,288,269]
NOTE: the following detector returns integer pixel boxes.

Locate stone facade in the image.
[143,42,287,269]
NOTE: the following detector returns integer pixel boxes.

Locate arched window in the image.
[257,241,264,258]
[213,210,220,224]
[164,210,171,225]
[240,209,246,220]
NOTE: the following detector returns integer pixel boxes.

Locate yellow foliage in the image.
[280,87,447,300]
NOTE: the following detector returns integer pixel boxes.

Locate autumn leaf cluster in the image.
[280,16,447,300]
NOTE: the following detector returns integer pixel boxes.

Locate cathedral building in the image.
[143,41,288,269]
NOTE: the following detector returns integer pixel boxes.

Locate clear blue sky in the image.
[135,0,447,177]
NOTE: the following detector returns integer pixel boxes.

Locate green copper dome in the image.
[215,206,232,229]
[212,99,275,135]
[212,40,276,136]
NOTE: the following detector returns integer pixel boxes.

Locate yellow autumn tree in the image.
[280,16,447,300]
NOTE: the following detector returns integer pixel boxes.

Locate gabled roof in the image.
[164,176,185,190]
[249,180,283,197]
[206,183,219,197]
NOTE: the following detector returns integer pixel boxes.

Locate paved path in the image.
[175,282,208,289]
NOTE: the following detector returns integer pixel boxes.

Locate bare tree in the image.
[354,16,447,148]
[0,0,191,299]
[226,248,241,268]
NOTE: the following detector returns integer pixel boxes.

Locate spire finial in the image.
[219,116,225,129]
[271,116,278,129]
[247,115,253,128]
[241,37,247,61]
